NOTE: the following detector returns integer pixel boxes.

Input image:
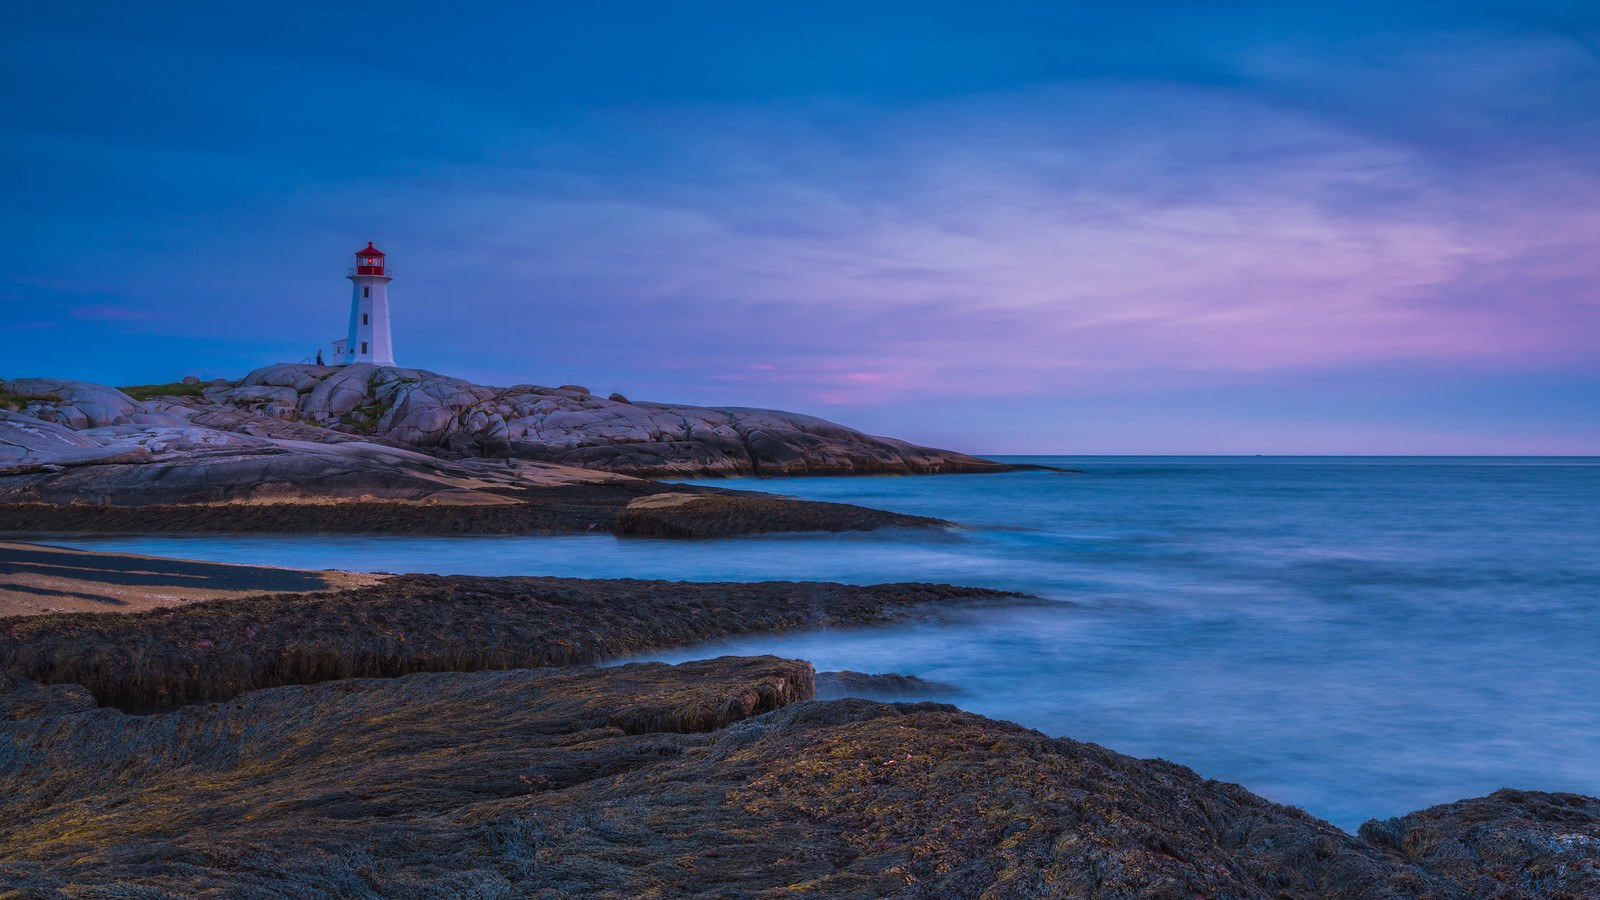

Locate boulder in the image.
[302,364,379,421]
[815,670,961,699]
[242,362,333,393]
[1,378,187,429]
[207,384,299,409]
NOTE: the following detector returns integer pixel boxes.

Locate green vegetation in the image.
[0,390,62,410]
[118,382,207,401]
[345,399,395,434]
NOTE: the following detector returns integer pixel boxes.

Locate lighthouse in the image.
[337,242,396,366]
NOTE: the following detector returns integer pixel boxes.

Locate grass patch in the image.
[118,382,207,401]
[345,399,395,434]
[0,390,62,410]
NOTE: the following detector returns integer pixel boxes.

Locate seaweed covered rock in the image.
[815,669,961,699]
[1359,789,1600,898]
[0,569,1595,897]
[0,671,96,720]
[0,657,816,895]
[0,574,1024,710]
[5,657,1585,897]
[614,490,940,538]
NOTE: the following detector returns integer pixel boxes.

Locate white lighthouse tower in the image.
[338,242,396,366]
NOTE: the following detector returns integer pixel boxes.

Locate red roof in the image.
[354,241,385,258]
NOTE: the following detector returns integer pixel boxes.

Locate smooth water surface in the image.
[51,457,1600,830]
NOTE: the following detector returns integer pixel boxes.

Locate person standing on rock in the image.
[315,350,324,366]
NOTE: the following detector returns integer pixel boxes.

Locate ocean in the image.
[49,456,1600,831]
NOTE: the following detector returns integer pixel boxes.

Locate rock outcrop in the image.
[0,370,998,535]
[0,409,624,503]
[3,365,1004,477]
[0,377,180,430]
[0,396,945,538]
[1359,789,1600,898]
[0,573,1024,710]
[2,654,1596,897]
[1,566,1596,897]
[815,669,962,700]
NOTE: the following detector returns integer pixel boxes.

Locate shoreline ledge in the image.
[0,569,1030,711]
[0,485,944,539]
[1,550,1596,896]
[0,368,1021,537]
[3,659,1596,896]
[0,540,381,617]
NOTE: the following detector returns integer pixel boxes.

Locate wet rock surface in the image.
[0,671,96,721]
[0,657,815,895]
[1358,789,1600,898]
[2,654,1596,897]
[0,540,374,617]
[0,568,1595,897]
[0,574,1023,710]
[0,482,937,539]
[816,669,962,700]
[613,489,939,538]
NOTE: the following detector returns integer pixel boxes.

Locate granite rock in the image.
[0,419,944,538]
[171,364,1006,476]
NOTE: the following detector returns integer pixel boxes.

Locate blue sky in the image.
[3,2,1597,453]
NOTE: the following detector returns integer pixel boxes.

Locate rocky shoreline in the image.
[0,571,1024,711]
[0,368,1002,539]
[1,367,1015,481]
[2,559,1597,897]
[0,486,941,540]
[2,369,1595,897]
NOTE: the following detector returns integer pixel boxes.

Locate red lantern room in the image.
[354,241,386,276]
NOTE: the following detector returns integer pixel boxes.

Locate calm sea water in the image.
[47,456,1600,830]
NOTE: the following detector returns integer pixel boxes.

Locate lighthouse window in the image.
[362,313,369,325]
[363,287,370,298]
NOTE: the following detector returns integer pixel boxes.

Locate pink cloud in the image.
[70,304,156,322]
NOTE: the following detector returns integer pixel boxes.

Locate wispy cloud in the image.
[2,2,1596,451]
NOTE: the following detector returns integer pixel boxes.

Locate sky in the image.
[2,2,1597,454]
